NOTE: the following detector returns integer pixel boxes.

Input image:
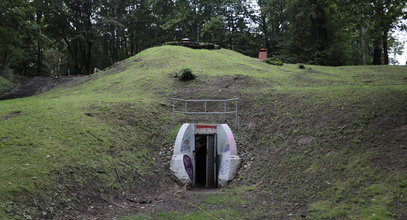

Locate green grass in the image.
[0,66,169,218]
[308,180,400,219]
[122,209,242,220]
[0,95,159,218]
[1,45,406,219]
[202,186,251,206]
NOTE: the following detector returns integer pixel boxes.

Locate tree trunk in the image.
[112,28,118,62]
[64,38,72,75]
[359,26,367,65]
[87,41,92,74]
[372,48,382,65]
[261,14,270,52]
[76,41,81,74]
[124,34,129,57]
[130,40,135,56]
[2,51,10,73]
[36,40,42,76]
[372,1,383,65]
[36,11,43,76]
[382,29,389,65]
[372,37,382,65]
[137,40,141,53]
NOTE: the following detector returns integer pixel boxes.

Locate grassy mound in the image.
[0,46,406,219]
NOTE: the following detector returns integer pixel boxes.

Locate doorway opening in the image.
[194,135,217,188]
[195,135,206,187]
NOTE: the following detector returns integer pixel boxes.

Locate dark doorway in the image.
[194,135,217,188]
[195,135,207,187]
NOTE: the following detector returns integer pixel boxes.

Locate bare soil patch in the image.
[2,111,22,120]
[0,76,77,100]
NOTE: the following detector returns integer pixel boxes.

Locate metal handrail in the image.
[173,111,237,114]
[171,98,239,102]
[171,98,239,125]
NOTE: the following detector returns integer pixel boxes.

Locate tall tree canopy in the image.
[0,0,406,77]
[259,0,406,65]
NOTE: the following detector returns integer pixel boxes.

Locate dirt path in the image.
[70,185,223,220]
[0,76,77,100]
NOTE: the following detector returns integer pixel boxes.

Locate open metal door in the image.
[206,135,217,188]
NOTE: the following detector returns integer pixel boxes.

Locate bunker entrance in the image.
[170,123,240,188]
[195,135,217,188]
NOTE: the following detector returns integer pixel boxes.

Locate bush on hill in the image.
[177,68,196,81]
[263,57,284,66]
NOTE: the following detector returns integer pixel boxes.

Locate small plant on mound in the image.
[263,57,283,66]
[177,68,196,81]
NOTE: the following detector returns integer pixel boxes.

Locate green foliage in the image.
[1,0,262,77]
[202,16,227,46]
[0,0,36,75]
[260,0,406,65]
[286,0,345,65]
[0,67,14,80]
[177,68,196,81]
[0,76,14,94]
[2,0,405,79]
[43,48,67,76]
[263,57,284,66]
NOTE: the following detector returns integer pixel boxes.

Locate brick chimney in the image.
[259,49,267,61]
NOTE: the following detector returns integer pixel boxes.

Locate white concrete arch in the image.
[170,123,240,188]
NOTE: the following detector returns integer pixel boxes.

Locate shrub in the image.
[177,68,196,81]
[263,57,284,66]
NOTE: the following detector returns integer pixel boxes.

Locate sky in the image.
[393,21,407,65]
[394,32,406,65]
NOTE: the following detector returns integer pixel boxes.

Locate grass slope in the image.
[0,46,406,219]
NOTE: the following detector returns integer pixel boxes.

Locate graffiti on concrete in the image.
[227,133,237,154]
[220,160,230,175]
[224,144,230,152]
[195,124,217,134]
[181,137,190,152]
[183,155,194,181]
[219,139,229,152]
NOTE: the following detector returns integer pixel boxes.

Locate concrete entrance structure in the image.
[170,123,240,188]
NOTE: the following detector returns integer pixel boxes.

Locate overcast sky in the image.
[394,20,407,65]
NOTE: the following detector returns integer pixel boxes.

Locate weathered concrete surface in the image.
[170,123,240,187]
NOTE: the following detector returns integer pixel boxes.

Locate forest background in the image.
[0,0,406,77]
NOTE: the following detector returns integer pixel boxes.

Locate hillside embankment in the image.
[0,46,406,219]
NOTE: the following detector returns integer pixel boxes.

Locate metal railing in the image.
[171,98,239,125]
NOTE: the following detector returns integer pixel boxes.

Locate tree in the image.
[286,0,331,64]
[202,16,227,45]
[388,31,405,65]
[1,0,406,79]
[368,0,406,65]
[257,0,289,56]
[0,0,36,77]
